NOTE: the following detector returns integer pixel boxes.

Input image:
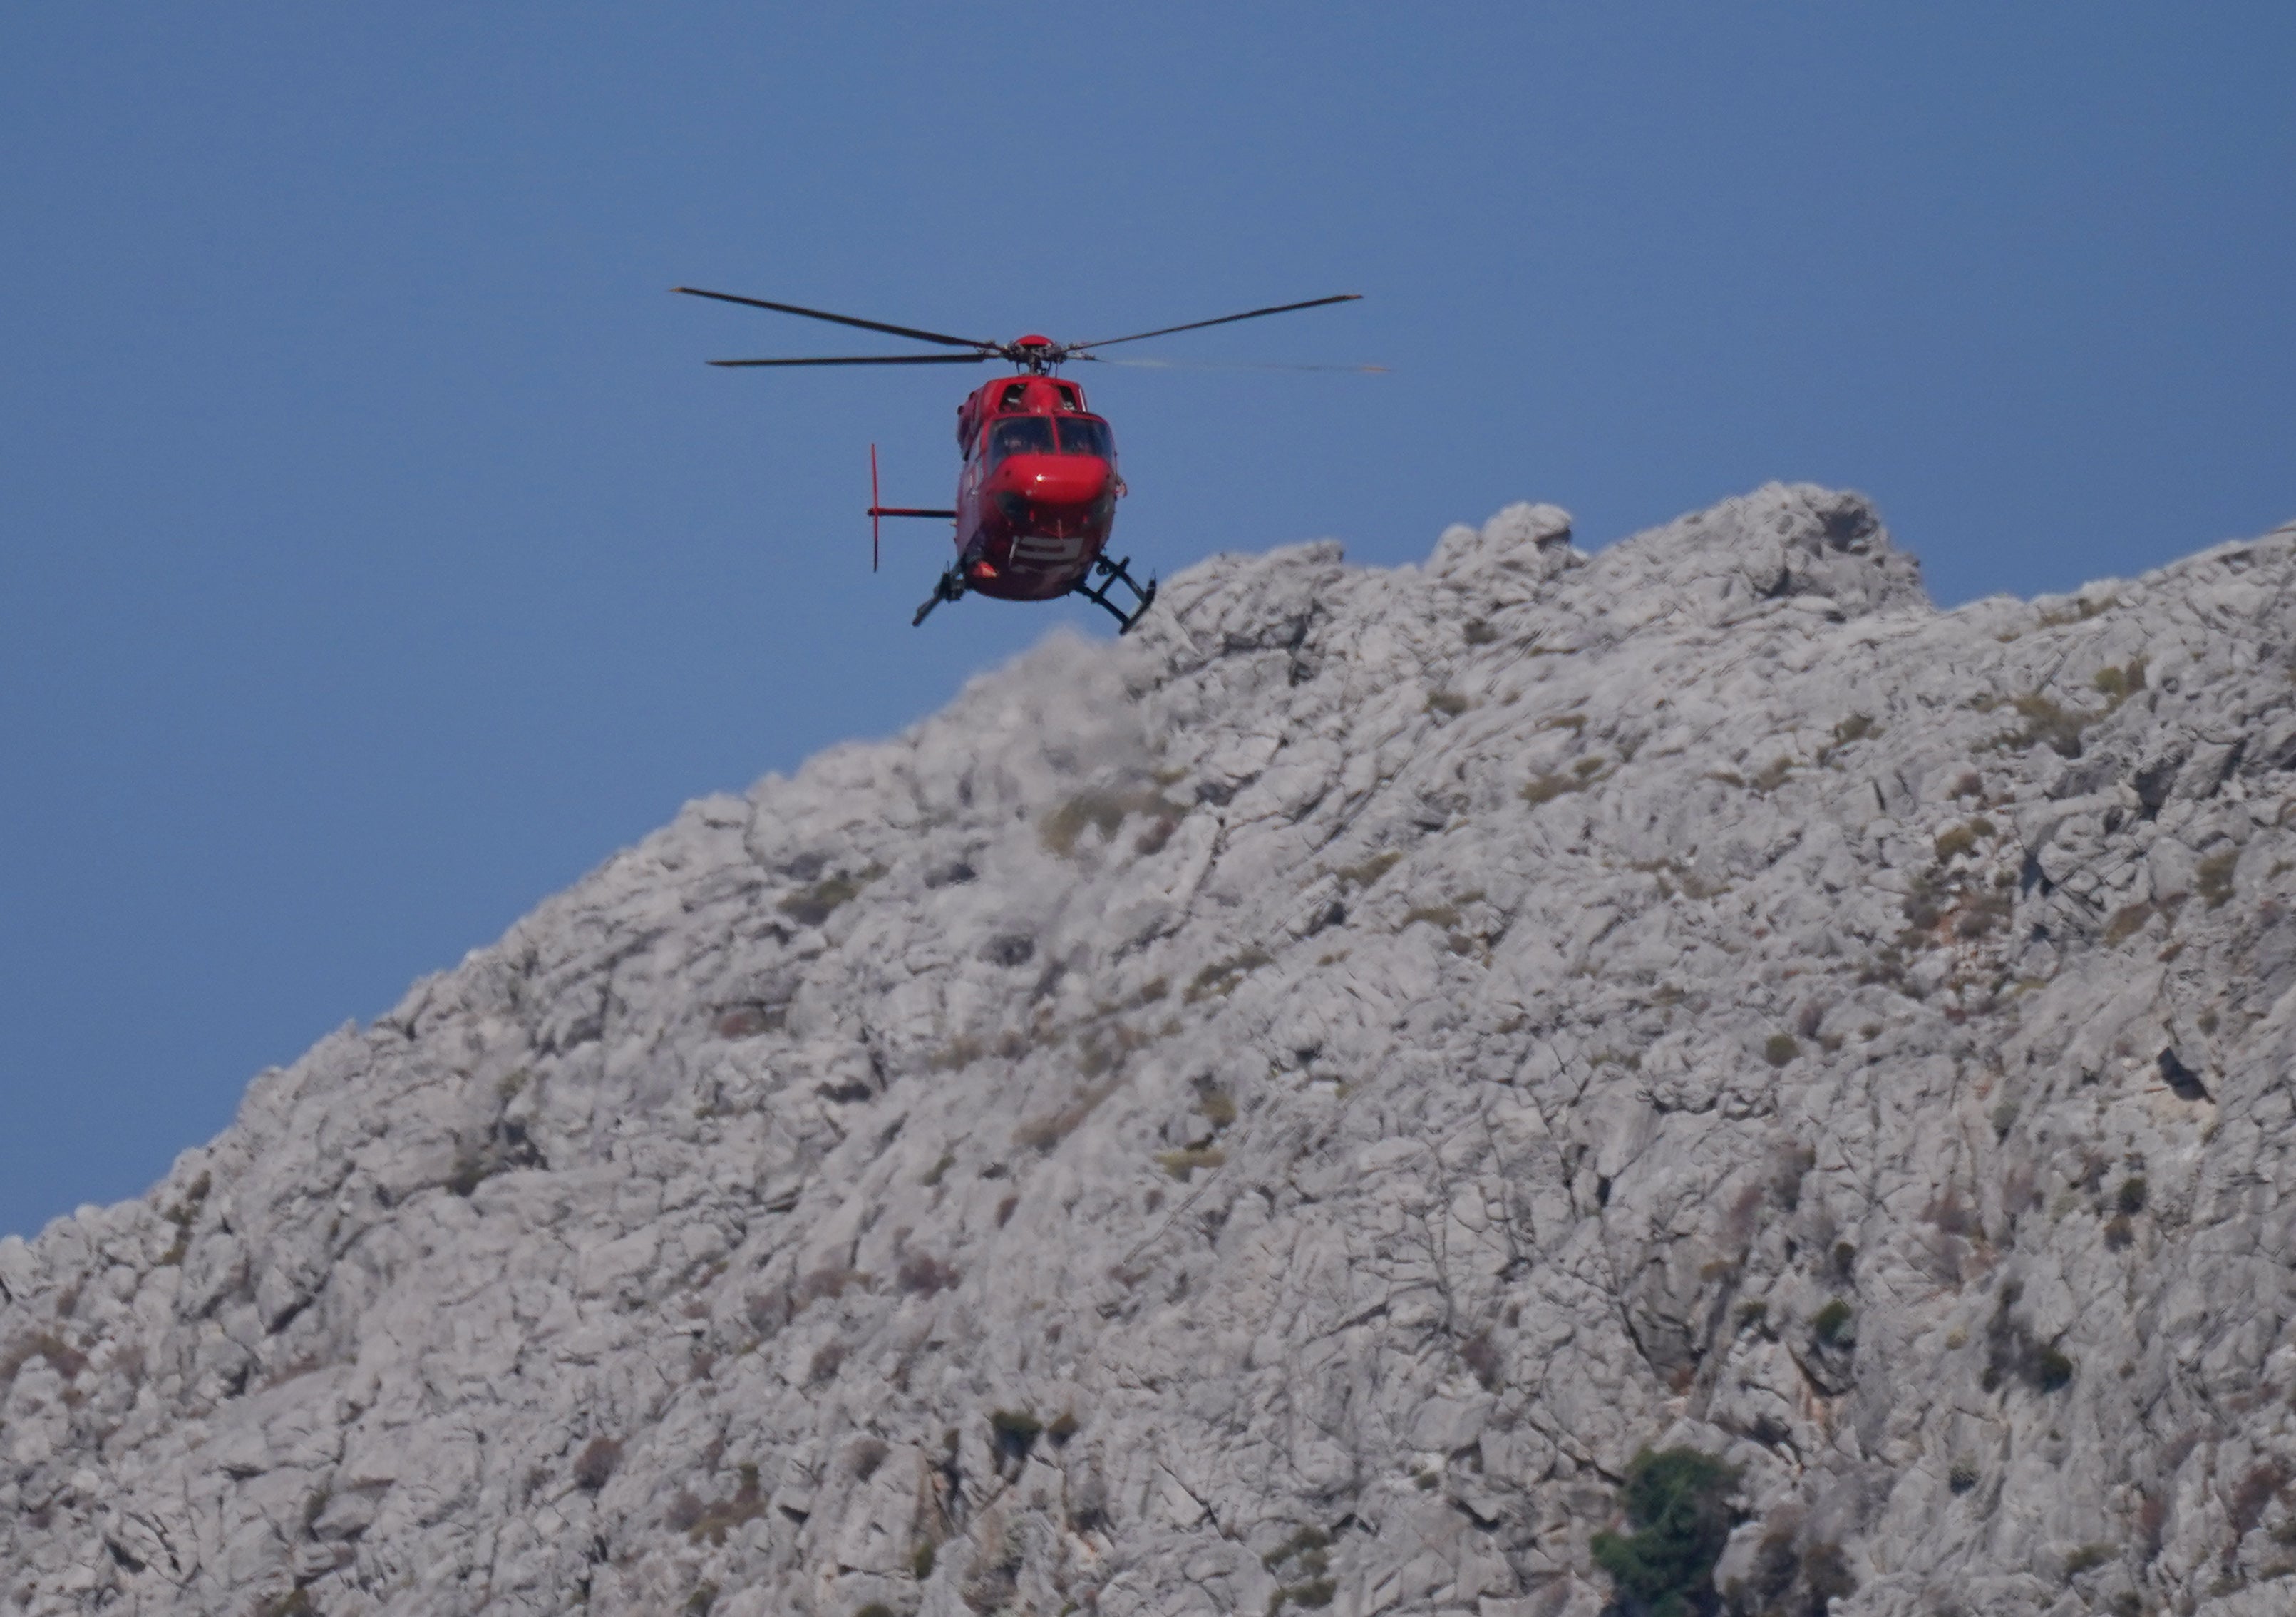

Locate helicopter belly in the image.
[1010,530,1087,569]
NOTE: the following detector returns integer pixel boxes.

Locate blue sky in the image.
[4,4,2291,1237]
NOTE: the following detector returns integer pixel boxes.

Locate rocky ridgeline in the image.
[8,485,2296,1617]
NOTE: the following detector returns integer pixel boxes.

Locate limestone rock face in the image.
[9,483,2296,1617]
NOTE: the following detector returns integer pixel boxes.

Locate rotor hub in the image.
[1009,334,1061,374]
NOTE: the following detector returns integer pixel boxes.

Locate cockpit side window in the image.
[986,416,1056,466]
[1054,417,1113,458]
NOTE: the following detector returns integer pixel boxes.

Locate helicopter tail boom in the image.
[868,443,954,571]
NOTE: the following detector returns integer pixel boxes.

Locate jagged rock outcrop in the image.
[8,483,2296,1617]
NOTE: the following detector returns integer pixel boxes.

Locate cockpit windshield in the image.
[986,416,1055,465]
[986,414,1115,466]
[1054,417,1113,458]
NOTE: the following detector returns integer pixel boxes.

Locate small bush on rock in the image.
[685,1464,768,1546]
[1459,1328,1501,1390]
[1725,1527,1855,1615]
[1262,1525,1331,1570]
[572,1436,622,1492]
[1982,1286,2074,1393]
[2198,851,2238,908]
[1155,1146,1225,1181]
[1521,770,1589,806]
[989,1408,1043,1466]
[1041,786,1182,858]
[1590,1447,1739,1617]
[2000,693,2091,759]
[896,1253,959,1297]
[777,870,876,926]
[1185,948,1272,1002]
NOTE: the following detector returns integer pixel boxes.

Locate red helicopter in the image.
[675,287,1366,632]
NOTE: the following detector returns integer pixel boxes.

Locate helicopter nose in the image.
[1015,458,1108,506]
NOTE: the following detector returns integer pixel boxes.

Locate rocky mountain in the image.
[8,484,2296,1617]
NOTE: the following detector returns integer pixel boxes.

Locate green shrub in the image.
[1520,771,1586,806]
[0,1330,88,1390]
[2198,851,2238,908]
[1262,1526,1332,1569]
[2001,693,2089,758]
[1764,1034,1800,1068]
[1155,1147,1226,1182]
[1335,850,1402,888]
[444,1141,498,1198]
[572,1436,622,1492]
[1590,1447,1739,1617]
[2116,1176,2147,1216]
[1811,1299,1853,1347]
[2103,903,2157,945]
[2064,1543,2116,1578]
[685,1464,768,1545]
[1041,786,1183,858]
[1012,1082,1115,1152]
[777,869,878,925]
[910,1540,936,1579]
[1185,948,1272,1002]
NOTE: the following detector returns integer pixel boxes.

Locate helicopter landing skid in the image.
[1072,554,1158,635]
[912,565,967,627]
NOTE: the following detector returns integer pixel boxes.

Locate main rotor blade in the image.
[707,353,990,368]
[1070,293,1361,352]
[674,287,989,351]
[1079,355,1387,373]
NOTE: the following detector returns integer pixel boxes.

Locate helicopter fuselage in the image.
[949,369,1122,602]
